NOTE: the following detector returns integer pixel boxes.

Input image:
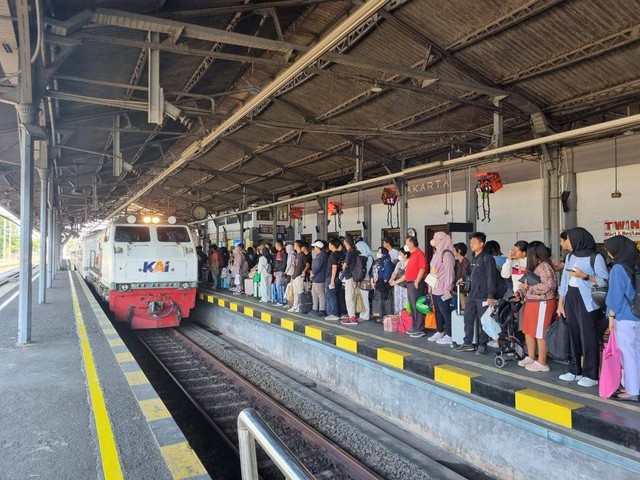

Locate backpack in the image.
[352,255,368,283]
[566,252,608,308]
[545,315,577,365]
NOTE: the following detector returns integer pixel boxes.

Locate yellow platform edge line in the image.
[305,325,325,341]
[377,347,411,369]
[336,334,361,353]
[230,302,238,311]
[69,272,124,480]
[515,388,583,428]
[281,318,296,331]
[260,312,272,323]
[217,298,225,307]
[124,371,150,386]
[160,442,208,480]
[139,398,172,422]
[115,352,136,364]
[108,338,125,347]
[207,295,214,303]
[434,364,481,394]
[244,306,254,317]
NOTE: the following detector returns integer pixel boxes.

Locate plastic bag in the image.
[480,306,501,340]
[599,330,622,399]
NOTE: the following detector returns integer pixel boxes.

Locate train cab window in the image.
[157,227,190,243]
[115,226,150,242]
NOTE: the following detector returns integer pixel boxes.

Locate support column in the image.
[38,168,48,303]
[317,197,328,240]
[398,179,408,241]
[466,168,478,233]
[271,205,278,244]
[17,104,37,344]
[52,208,57,281]
[363,201,371,245]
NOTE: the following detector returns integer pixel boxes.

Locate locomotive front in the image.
[100,215,198,328]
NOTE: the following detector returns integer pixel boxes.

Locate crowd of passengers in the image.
[197,227,640,401]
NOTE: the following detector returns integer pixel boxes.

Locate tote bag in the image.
[599,330,622,399]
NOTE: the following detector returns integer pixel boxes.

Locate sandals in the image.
[611,393,639,402]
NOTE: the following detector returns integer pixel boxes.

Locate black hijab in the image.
[604,235,638,271]
[567,227,597,258]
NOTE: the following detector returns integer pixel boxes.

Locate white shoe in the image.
[436,334,452,345]
[428,331,445,342]
[517,356,534,367]
[487,340,499,349]
[287,307,299,313]
[559,373,583,382]
[577,377,599,387]
[324,315,340,321]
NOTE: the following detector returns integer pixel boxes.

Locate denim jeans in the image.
[275,271,285,304]
[325,278,339,316]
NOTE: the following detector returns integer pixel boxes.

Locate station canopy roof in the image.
[0,0,639,237]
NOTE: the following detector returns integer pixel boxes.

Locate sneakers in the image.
[436,335,452,345]
[517,357,535,367]
[409,331,426,338]
[475,345,487,356]
[428,331,445,342]
[287,307,299,313]
[577,377,599,387]
[454,343,476,352]
[324,315,340,321]
[358,317,370,323]
[559,373,583,382]
[525,361,550,372]
[341,317,358,325]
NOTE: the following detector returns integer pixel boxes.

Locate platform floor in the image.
[0,271,208,480]
[197,287,640,455]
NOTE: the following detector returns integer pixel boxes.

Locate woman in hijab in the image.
[427,232,456,344]
[390,248,411,315]
[257,246,273,303]
[557,227,609,387]
[370,246,394,322]
[231,243,248,295]
[604,235,640,401]
[355,240,375,322]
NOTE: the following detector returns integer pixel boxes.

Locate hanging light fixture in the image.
[611,136,622,199]
[370,81,383,93]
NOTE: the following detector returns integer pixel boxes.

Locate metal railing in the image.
[237,408,314,480]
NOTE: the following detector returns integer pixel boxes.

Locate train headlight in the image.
[126,215,137,224]
[181,282,190,289]
[152,216,160,224]
[143,216,151,224]
[167,216,177,225]
[120,284,131,292]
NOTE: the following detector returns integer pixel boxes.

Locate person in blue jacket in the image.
[557,227,609,387]
[604,235,640,401]
[371,246,394,322]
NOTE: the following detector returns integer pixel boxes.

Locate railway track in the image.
[137,328,380,480]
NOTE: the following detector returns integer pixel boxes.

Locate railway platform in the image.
[0,271,208,480]
[195,287,640,479]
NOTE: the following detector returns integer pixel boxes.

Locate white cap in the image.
[312,240,325,248]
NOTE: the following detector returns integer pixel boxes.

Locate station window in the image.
[157,227,190,243]
[114,226,151,242]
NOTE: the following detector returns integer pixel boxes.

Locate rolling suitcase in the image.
[299,291,313,314]
[244,278,253,296]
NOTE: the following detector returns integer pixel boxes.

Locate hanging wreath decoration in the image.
[474,172,503,222]
[381,187,400,228]
[328,201,343,228]
[289,206,303,220]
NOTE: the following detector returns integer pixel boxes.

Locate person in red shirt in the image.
[394,236,428,337]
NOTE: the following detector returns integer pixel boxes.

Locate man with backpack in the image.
[454,232,502,354]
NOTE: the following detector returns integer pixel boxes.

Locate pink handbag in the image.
[599,330,622,399]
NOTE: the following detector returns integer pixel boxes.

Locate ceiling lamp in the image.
[370,81,383,93]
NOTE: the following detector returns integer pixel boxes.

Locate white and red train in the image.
[75,215,198,328]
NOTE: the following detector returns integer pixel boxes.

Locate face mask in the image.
[376,253,383,259]
[403,245,410,252]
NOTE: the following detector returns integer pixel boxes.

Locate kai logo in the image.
[142,261,170,273]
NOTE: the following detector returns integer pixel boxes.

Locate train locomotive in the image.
[80,215,198,328]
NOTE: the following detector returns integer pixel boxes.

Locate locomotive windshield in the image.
[114,226,151,242]
[157,227,191,243]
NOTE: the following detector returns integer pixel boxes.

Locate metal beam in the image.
[104,0,394,221]
[148,31,163,124]
[165,0,339,19]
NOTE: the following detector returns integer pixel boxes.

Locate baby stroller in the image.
[492,297,526,368]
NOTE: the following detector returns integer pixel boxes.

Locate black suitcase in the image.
[299,291,313,314]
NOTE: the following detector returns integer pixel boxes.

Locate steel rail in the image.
[138,328,380,480]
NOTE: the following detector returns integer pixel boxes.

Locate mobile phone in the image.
[565,268,576,272]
